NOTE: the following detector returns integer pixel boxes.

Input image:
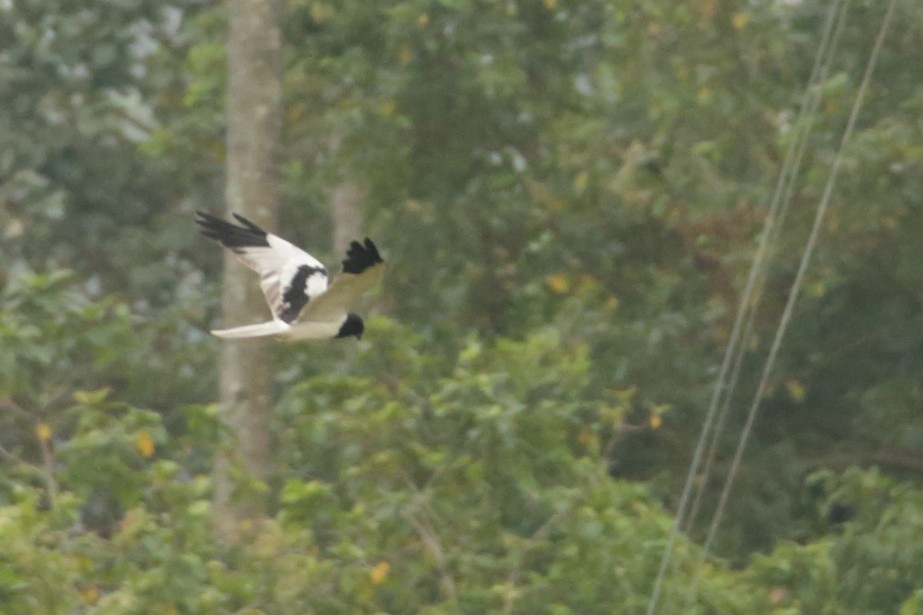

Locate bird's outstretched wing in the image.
[210,319,291,339]
[296,238,384,325]
[195,211,328,323]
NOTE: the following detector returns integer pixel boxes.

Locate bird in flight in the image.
[195,211,384,340]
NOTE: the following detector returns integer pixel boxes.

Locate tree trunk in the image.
[327,135,367,255]
[331,180,366,255]
[214,0,283,538]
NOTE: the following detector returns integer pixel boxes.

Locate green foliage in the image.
[0,314,774,614]
[748,469,923,615]
[2,0,923,612]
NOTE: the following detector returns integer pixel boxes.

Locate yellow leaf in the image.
[287,102,306,124]
[417,13,429,26]
[785,380,806,403]
[769,586,788,605]
[399,46,413,67]
[543,0,558,10]
[370,560,390,584]
[699,0,717,21]
[545,274,570,295]
[73,387,111,405]
[808,279,826,298]
[576,428,598,449]
[577,274,598,290]
[649,414,663,430]
[36,423,52,443]
[697,86,712,104]
[310,2,335,23]
[135,431,155,458]
[573,170,589,194]
[614,387,637,405]
[210,142,225,160]
[380,100,396,117]
[606,295,620,310]
[731,12,749,30]
[599,404,624,425]
[81,585,99,604]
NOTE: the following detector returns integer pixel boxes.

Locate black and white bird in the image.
[195,211,384,340]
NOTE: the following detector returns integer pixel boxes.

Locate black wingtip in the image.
[232,213,265,234]
[195,210,219,224]
[195,211,270,249]
[341,237,384,274]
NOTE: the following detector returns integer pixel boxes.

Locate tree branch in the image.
[803,449,923,474]
[402,495,459,607]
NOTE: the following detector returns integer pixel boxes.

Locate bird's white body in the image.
[196,211,384,340]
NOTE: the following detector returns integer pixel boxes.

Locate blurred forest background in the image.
[2,0,923,613]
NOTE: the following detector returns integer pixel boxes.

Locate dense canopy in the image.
[1,0,922,613]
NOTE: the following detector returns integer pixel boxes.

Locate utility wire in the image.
[644,2,850,613]
[681,0,851,541]
[682,0,898,610]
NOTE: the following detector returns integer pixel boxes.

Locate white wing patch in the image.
[197,212,384,340]
[211,319,291,339]
[196,211,327,323]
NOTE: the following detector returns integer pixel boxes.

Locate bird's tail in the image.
[210,319,291,339]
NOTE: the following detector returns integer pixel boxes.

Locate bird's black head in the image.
[336,313,364,340]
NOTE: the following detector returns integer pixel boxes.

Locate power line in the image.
[644,2,850,613]
[681,0,851,541]
[682,0,898,609]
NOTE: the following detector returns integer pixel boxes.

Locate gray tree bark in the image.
[331,180,366,256]
[327,135,367,255]
[214,0,283,538]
